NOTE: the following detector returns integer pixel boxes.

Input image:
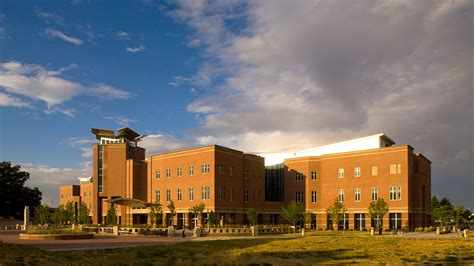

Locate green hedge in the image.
[26,229,86,235]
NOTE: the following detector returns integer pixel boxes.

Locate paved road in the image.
[0,230,191,251]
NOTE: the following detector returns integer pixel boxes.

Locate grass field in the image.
[1,236,473,265]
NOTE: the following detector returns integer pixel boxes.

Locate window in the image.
[230,187,233,201]
[84,192,87,197]
[338,189,345,202]
[244,170,249,179]
[219,186,225,200]
[296,191,305,202]
[218,164,225,175]
[155,170,160,179]
[61,194,63,199]
[338,168,345,178]
[89,203,92,209]
[201,186,210,200]
[166,168,171,178]
[189,187,194,201]
[355,213,366,230]
[89,191,92,196]
[166,189,170,201]
[311,171,317,180]
[389,213,402,229]
[311,190,317,203]
[354,167,361,177]
[295,172,305,181]
[371,166,378,176]
[229,166,233,176]
[390,164,401,174]
[244,190,249,202]
[155,190,160,202]
[189,165,194,176]
[354,188,361,202]
[177,167,182,177]
[177,188,182,201]
[371,187,378,201]
[201,164,210,174]
[389,186,401,201]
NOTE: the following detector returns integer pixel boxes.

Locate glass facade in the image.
[265,163,285,202]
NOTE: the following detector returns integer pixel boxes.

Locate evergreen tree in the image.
[106,204,118,225]
[246,208,258,226]
[77,202,90,224]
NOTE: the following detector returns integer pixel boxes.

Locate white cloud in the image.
[103,113,137,127]
[21,162,91,207]
[44,28,83,46]
[35,11,64,25]
[0,61,132,114]
[140,134,193,156]
[126,45,145,53]
[0,92,31,107]
[117,30,130,40]
[171,0,474,207]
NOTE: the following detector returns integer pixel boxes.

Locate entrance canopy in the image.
[105,198,149,208]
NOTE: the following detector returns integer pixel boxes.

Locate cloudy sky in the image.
[0,0,472,209]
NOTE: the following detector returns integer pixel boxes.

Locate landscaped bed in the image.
[19,229,94,240]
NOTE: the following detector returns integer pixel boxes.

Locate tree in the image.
[433,205,453,231]
[368,198,388,235]
[65,202,75,224]
[431,196,440,211]
[282,200,304,233]
[77,202,90,224]
[167,200,176,226]
[53,205,67,225]
[304,211,313,230]
[327,198,347,231]
[207,210,219,227]
[462,209,472,222]
[246,208,258,226]
[34,204,50,224]
[439,197,453,208]
[149,201,163,227]
[0,162,42,219]
[106,204,118,225]
[190,202,205,227]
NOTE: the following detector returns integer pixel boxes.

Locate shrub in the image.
[26,229,85,235]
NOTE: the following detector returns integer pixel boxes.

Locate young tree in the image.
[167,200,176,226]
[53,205,67,225]
[0,162,42,219]
[207,210,219,227]
[433,205,453,231]
[368,198,388,235]
[106,204,118,225]
[304,211,313,230]
[34,204,50,225]
[190,202,205,227]
[77,202,90,224]
[282,200,304,233]
[327,198,347,231]
[246,208,258,226]
[149,201,162,227]
[65,202,75,224]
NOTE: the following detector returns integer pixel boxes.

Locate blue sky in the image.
[0,1,472,208]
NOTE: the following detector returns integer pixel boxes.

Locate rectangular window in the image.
[389,213,402,229]
[311,190,317,203]
[189,187,194,201]
[354,167,361,177]
[155,170,160,179]
[89,203,92,209]
[389,186,401,201]
[355,188,361,202]
[230,187,233,201]
[338,168,345,178]
[89,191,92,196]
[166,168,171,178]
[295,172,305,181]
[296,191,305,202]
[229,166,233,176]
[177,167,182,177]
[390,164,401,174]
[244,169,249,179]
[244,190,249,202]
[177,188,182,201]
[155,190,160,202]
[84,192,87,196]
[166,189,170,202]
[338,189,345,202]
[189,165,194,176]
[218,164,225,175]
[201,164,210,174]
[371,187,378,201]
[371,166,378,176]
[311,171,317,180]
[201,186,210,200]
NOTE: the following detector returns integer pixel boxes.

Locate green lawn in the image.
[1,236,473,265]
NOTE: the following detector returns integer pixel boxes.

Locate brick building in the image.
[60,128,431,230]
